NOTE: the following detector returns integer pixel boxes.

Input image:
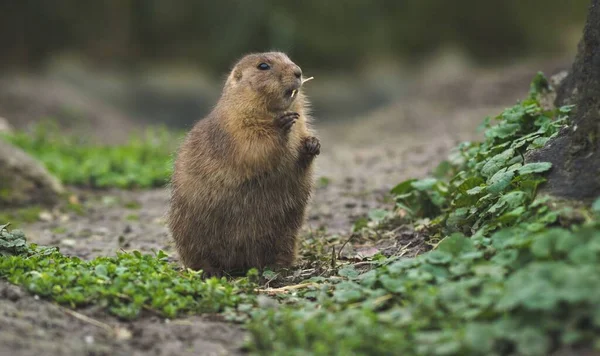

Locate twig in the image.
[352,261,376,267]
[372,294,393,307]
[261,272,280,289]
[256,282,317,294]
[337,234,354,260]
[331,246,336,269]
[54,304,113,334]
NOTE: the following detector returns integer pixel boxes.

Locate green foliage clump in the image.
[250,224,600,355]
[0,224,257,319]
[0,224,29,256]
[245,74,600,355]
[393,73,571,237]
[1,122,179,188]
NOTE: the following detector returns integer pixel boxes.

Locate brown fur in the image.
[167,52,319,276]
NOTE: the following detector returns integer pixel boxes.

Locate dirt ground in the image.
[0,60,569,356]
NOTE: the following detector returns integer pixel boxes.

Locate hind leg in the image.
[272,236,298,268]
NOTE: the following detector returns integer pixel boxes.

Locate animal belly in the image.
[207,176,307,269]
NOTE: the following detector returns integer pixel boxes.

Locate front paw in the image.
[276,111,299,132]
[303,136,321,156]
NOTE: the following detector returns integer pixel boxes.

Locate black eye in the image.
[257,63,270,70]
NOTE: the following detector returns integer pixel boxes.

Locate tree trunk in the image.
[527,0,600,202]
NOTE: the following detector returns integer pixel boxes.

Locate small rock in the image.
[123,225,132,234]
[84,335,94,345]
[60,239,77,247]
[114,327,132,341]
[39,211,53,222]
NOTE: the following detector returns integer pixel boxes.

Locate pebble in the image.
[60,239,77,247]
[114,327,132,341]
[39,211,53,222]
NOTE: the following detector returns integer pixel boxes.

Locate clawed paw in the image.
[303,136,321,156]
[276,112,300,132]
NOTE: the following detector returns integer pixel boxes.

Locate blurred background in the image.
[0,0,590,144]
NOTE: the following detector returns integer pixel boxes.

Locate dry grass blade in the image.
[256,282,317,294]
[55,304,112,332]
[54,304,132,340]
[302,76,314,84]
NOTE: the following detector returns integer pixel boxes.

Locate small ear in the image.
[233,68,243,81]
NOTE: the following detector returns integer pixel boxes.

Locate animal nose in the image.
[293,66,302,79]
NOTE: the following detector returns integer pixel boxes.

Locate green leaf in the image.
[485,124,521,140]
[481,149,515,177]
[338,266,359,279]
[426,251,453,265]
[437,233,476,257]
[391,179,417,196]
[94,264,109,278]
[529,72,550,97]
[498,191,528,210]
[517,162,552,175]
[530,137,550,149]
[466,186,485,195]
[332,282,363,303]
[411,178,438,191]
[156,250,169,260]
[486,170,515,194]
[368,209,390,223]
[446,208,469,232]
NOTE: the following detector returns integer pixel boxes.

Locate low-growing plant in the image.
[0,224,257,320]
[1,121,180,188]
[393,73,571,237]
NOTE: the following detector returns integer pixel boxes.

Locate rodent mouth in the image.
[286,88,299,99]
[287,77,314,99]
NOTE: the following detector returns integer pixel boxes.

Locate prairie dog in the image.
[167,52,320,276]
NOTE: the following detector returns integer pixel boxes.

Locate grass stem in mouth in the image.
[291,77,314,98]
[302,76,314,84]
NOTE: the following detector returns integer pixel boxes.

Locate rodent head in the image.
[224,52,304,113]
